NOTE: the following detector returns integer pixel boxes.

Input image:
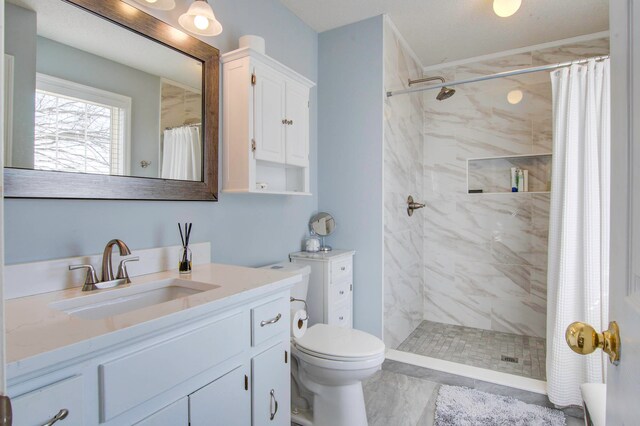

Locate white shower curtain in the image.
[161,126,202,180]
[547,59,610,407]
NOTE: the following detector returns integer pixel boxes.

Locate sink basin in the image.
[50,278,219,320]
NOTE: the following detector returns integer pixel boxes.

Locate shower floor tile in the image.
[397,320,547,381]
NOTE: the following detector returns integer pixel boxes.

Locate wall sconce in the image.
[132,0,176,11]
[179,0,223,36]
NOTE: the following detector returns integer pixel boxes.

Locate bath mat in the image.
[435,385,566,426]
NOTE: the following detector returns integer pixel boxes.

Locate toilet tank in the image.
[260,262,311,301]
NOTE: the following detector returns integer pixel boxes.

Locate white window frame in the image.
[35,73,132,175]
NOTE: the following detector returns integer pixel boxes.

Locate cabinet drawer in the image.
[329,280,351,305]
[12,376,83,426]
[330,257,352,284]
[100,313,245,422]
[252,297,289,346]
[328,302,351,328]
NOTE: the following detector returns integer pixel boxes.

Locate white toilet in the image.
[263,262,385,426]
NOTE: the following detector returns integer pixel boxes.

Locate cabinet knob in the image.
[339,291,345,295]
[341,266,346,271]
[282,119,287,125]
[43,409,68,426]
[339,316,344,321]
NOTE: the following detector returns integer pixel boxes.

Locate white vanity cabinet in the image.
[7,290,293,426]
[221,47,315,195]
[290,250,355,328]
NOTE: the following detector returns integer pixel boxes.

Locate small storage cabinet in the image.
[290,250,355,328]
[221,47,315,195]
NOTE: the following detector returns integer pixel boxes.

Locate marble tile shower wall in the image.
[383,21,425,348]
[422,38,609,339]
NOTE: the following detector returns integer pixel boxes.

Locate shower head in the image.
[407,75,456,101]
[436,86,456,101]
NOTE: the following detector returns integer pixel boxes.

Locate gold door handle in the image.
[565,321,620,365]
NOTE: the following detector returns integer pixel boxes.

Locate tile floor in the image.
[397,320,547,380]
[362,360,583,426]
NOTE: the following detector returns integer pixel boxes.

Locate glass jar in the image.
[178,246,192,274]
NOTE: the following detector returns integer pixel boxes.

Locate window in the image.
[34,74,131,175]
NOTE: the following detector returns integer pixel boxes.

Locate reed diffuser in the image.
[178,222,193,274]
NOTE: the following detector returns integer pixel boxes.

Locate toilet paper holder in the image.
[290,297,309,321]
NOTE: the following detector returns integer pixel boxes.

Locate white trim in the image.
[423,31,610,73]
[3,54,13,167]
[35,73,132,175]
[386,349,548,395]
[383,15,425,71]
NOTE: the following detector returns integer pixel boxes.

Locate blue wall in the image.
[317,16,385,338]
[4,0,318,267]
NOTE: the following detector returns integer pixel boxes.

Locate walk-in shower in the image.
[382,29,611,384]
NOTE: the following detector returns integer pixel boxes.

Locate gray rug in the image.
[435,385,566,426]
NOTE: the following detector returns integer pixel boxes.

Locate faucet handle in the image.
[116,256,139,284]
[69,264,99,291]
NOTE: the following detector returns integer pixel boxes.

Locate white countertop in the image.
[289,249,355,261]
[6,263,299,371]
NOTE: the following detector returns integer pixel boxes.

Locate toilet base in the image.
[311,381,368,426]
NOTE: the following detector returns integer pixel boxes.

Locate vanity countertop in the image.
[5,263,299,373]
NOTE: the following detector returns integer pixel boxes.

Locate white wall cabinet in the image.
[222,47,315,195]
[8,291,292,425]
[290,250,355,328]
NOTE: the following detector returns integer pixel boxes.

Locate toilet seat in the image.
[293,324,385,362]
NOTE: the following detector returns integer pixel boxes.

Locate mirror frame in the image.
[4,0,219,201]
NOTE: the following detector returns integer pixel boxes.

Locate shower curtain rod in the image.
[386,55,610,97]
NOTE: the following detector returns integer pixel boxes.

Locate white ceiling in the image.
[7,0,202,88]
[278,0,609,67]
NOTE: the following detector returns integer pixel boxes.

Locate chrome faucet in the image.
[102,239,131,282]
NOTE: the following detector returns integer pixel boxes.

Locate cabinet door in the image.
[253,63,286,163]
[135,397,188,426]
[189,365,250,426]
[284,82,310,167]
[252,341,290,426]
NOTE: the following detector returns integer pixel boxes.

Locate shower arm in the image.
[408,76,445,87]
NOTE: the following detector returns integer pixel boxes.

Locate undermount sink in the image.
[50,278,219,320]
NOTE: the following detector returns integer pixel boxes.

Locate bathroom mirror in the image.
[3,0,219,200]
[309,212,335,252]
[309,212,336,236]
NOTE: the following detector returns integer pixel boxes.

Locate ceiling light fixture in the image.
[507,89,524,104]
[132,0,176,11]
[493,0,522,17]
[179,0,223,36]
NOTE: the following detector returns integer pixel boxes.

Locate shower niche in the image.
[467,153,552,194]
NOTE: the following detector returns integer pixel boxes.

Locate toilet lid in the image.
[294,324,385,360]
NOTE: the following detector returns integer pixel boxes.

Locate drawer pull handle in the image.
[340,266,346,271]
[339,316,344,320]
[270,389,279,420]
[43,409,69,426]
[261,313,282,327]
[339,291,345,295]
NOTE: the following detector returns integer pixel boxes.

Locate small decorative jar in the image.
[305,233,321,252]
[178,246,192,274]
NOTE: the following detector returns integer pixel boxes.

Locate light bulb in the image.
[493,0,522,17]
[145,0,158,3]
[507,89,524,105]
[193,15,210,30]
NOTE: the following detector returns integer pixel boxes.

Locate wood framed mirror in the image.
[3,0,219,201]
